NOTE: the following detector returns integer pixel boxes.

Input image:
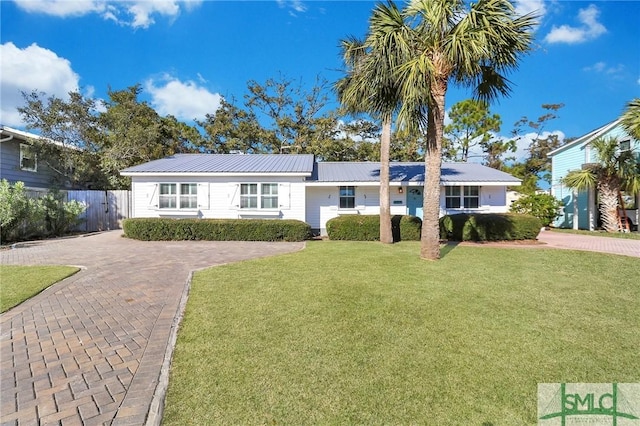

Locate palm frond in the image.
[562,168,598,191]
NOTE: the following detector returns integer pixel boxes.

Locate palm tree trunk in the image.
[598,179,621,232]
[380,118,393,244]
[421,82,446,260]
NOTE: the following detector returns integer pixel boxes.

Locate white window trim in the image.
[239,183,280,210]
[158,183,198,210]
[19,143,37,172]
[338,185,356,210]
[445,185,480,210]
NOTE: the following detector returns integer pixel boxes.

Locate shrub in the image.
[510,193,563,226]
[0,180,86,243]
[439,213,541,242]
[326,215,422,241]
[122,218,311,242]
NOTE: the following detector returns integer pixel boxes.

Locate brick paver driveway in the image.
[537,230,640,258]
[1,231,304,426]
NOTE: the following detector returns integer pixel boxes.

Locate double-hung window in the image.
[159,183,198,209]
[445,186,480,209]
[463,186,479,208]
[445,187,461,208]
[240,183,279,209]
[20,144,37,172]
[339,186,355,209]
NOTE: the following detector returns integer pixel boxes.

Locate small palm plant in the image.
[562,136,640,232]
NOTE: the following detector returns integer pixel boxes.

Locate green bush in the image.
[0,180,86,243]
[510,193,563,226]
[439,213,542,242]
[122,218,311,242]
[326,215,422,241]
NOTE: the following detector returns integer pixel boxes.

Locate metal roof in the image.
[121,154,316,174]
[311,161,521,184]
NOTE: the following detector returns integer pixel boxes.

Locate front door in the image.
[407,187,423,219]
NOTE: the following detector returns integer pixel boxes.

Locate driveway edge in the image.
[144,270,193,426]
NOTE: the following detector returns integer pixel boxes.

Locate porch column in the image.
[588,187,596,231]
[572,189,579,230]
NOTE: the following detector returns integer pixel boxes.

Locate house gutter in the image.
[0,134,14,143]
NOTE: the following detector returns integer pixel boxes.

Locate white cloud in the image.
[12,0,202,29]
[276,0,307,15]
[544,4,606,44]
[583,62,625,77]
[145,76,222,122]
[0,42,80,127]
[513,0,547,18]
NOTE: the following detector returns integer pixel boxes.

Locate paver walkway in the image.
[0,231,304,426]
[536,230,640,258]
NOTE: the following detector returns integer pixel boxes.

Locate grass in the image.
[550,227,640,240]
[163,241,640,425]
[0,265,79,312]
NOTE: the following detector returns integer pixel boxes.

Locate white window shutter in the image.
[148,183,159,209]
[228,183,240,208]
[278,183,290,209]
[197,183,210,210]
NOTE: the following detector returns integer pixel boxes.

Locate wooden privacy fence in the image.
[26,189,132,232]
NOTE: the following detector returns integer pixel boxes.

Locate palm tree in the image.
[621,98,640,140]
[371,0,537,259]
[562,136,640,232]
[335,2,409,244]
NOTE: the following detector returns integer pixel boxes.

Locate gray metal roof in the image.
[311,161,521,183]
[121,154,316,174]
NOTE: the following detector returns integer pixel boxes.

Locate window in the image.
[180,184,198,209]
[445,186,480,209]
[20,144,37,172]
[159,183,198,209]
[464,186,480,208]
[620,139,631,151]
[240,183,279,209]
[445,187,461,208]
[261,183,278,209]
[339,186,355,209]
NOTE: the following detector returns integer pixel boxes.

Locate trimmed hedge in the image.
[326,215,422,242]
[122,218,311,242]
[439,213,542,242]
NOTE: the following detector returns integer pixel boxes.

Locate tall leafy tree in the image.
[198,98,274,154]
[371,0,536,259]
[507,103,564,193]
[562,136,640,232]
[99,85,180,188]
[443,99,501,162]
[18,90,107,189]
[245,75,336,154]
[336,2,409,244]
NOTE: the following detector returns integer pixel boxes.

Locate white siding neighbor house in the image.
[121,154,521,235]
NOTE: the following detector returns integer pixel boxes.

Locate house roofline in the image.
[548,119,621,157]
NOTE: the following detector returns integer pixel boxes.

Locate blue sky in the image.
[1,0,639,159]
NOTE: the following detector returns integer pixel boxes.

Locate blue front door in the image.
[407,187,423,218]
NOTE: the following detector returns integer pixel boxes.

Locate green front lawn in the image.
[0,265,79,312]
[164,242,640,425]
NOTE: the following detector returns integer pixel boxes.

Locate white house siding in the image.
[130,176,306,222]
[307,184,508,235]
[440,185,511,217]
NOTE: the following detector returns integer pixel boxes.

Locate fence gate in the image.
[67,190,132,232]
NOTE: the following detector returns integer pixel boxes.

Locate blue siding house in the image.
[549,119,640,230]
[0,125,73,189]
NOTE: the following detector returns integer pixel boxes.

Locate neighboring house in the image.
[0,125,69,190]
[549,119,640,230]
[121,154,520,235]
